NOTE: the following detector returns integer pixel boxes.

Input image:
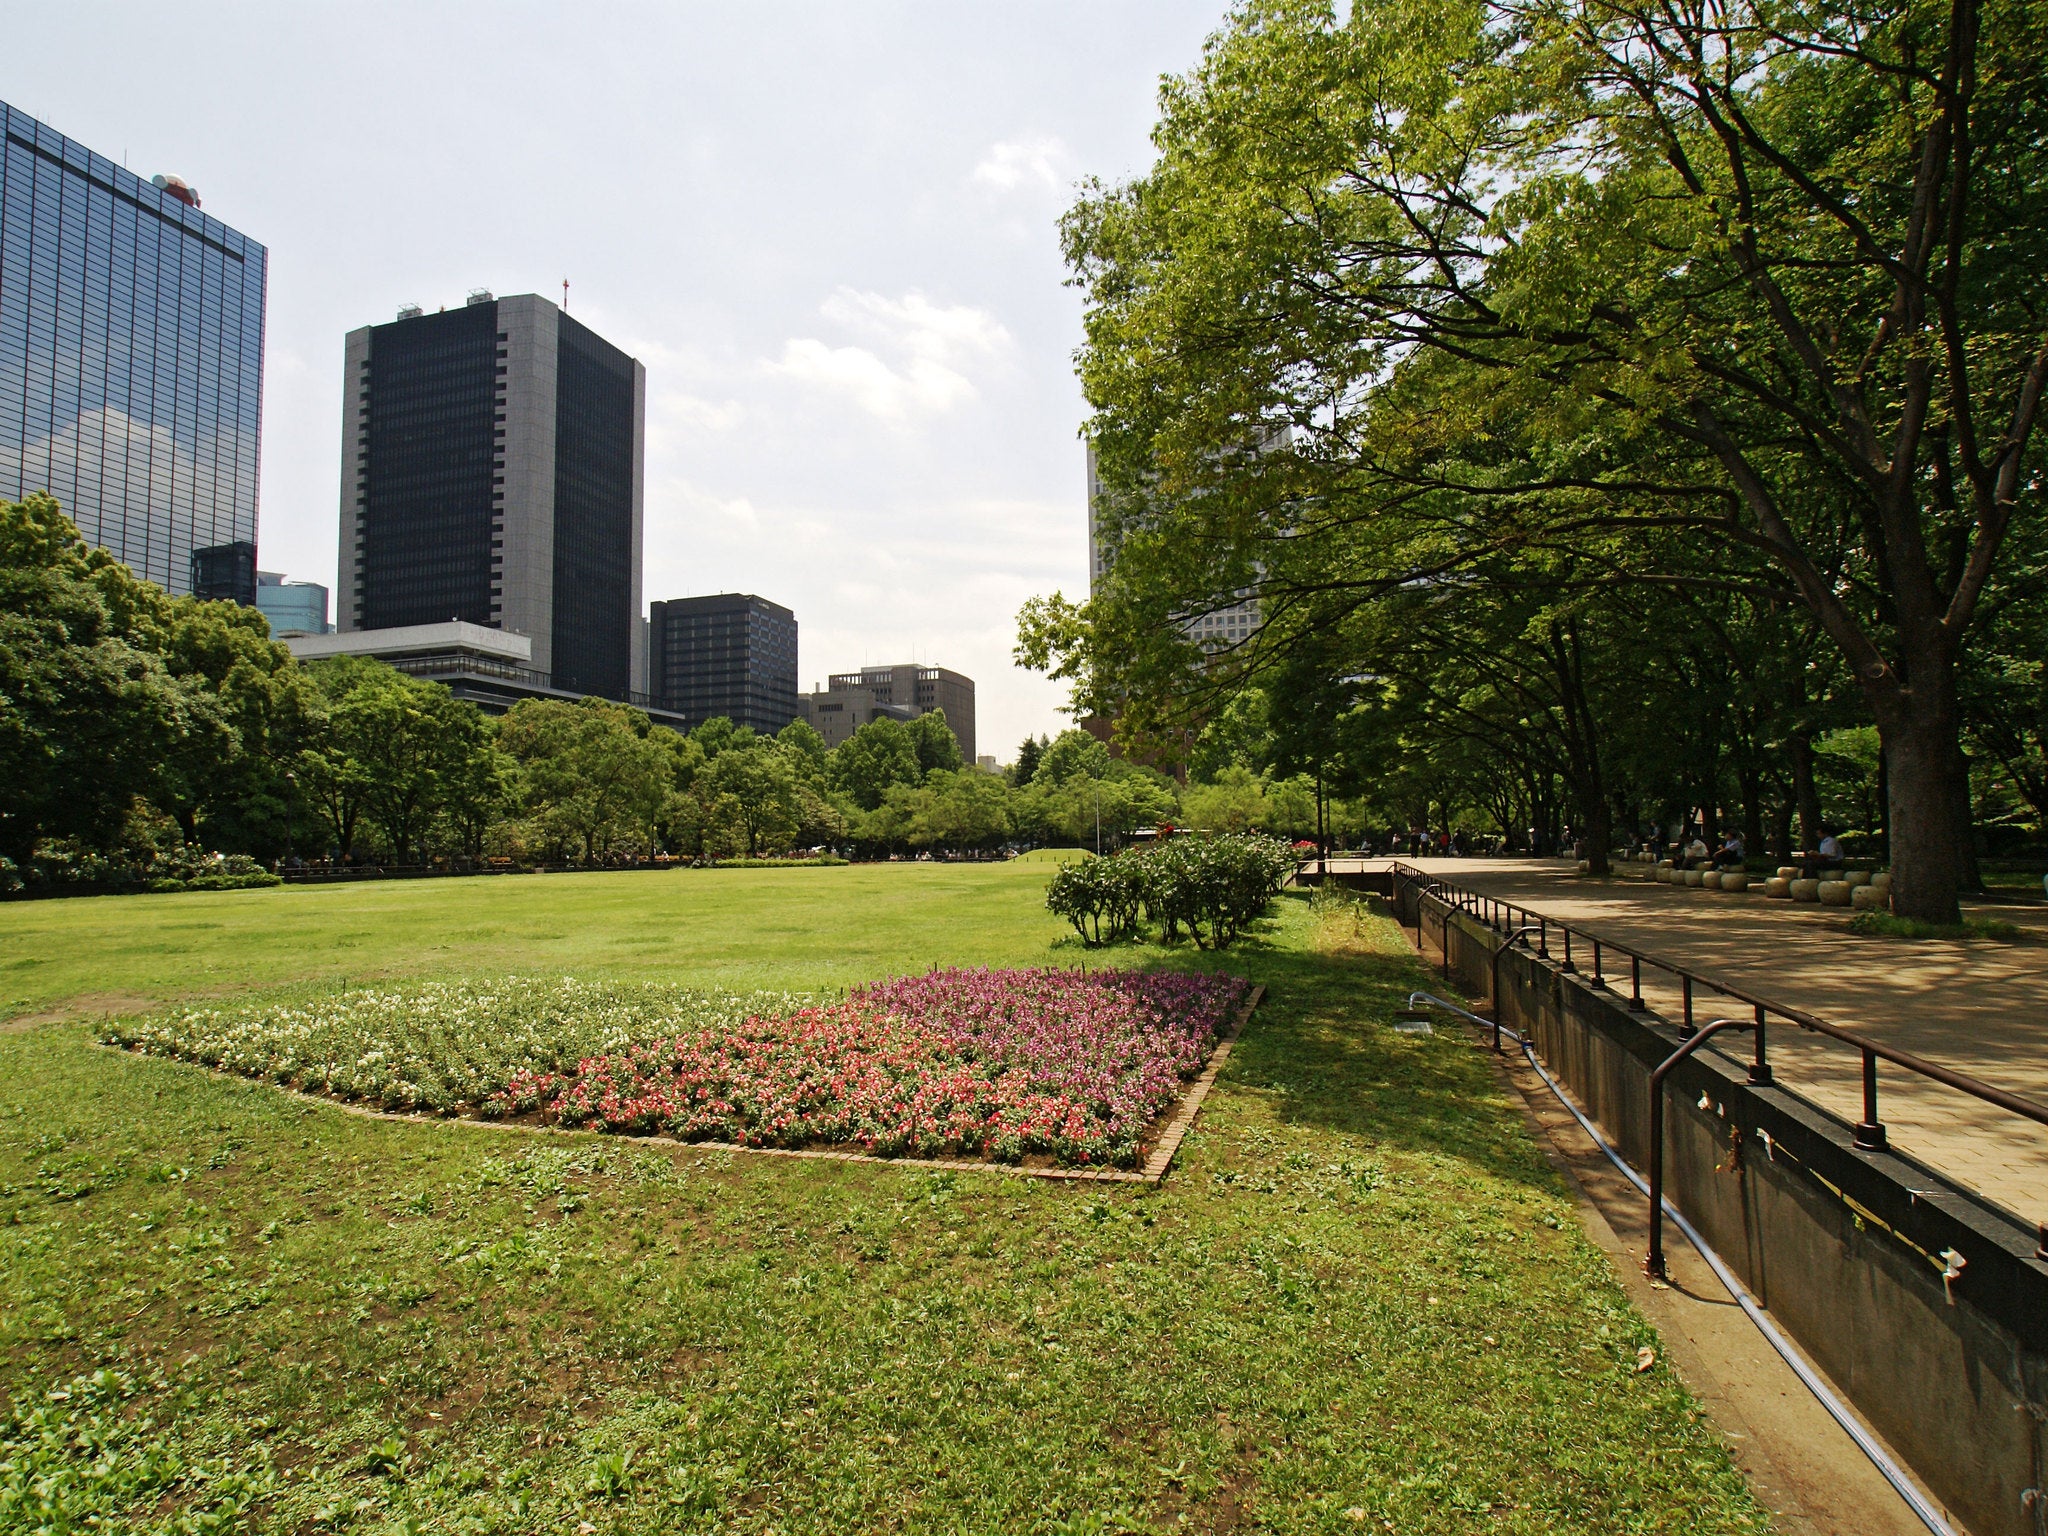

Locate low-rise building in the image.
[284,621,689,730]
[254,570,330,635]
[798,663,974,761]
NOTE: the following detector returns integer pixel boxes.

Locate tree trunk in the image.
[1790,732,1822,851]
[1769,796,1793,862]
[1582,799,1612,874]
[1873,692,1969,924]
[1739,764,1765,856]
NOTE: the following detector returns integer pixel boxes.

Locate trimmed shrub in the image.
[1048,833,1295,950]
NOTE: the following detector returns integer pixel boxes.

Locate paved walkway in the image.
[1329,857,2048,1226]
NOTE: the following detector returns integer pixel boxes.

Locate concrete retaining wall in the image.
[1395,884,2048,1536]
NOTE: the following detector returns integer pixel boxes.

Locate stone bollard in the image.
[1721,872,1751,892]
[1776,866,1799,880]
[1764,876,1792,898]
[1871,871,1892,897]
[1576,859,1591,873]
[1851,884,1888,911]
[1845,870,1872,888]
[1819,880,1853,907]
[1790,878,1821,903]
[1684,869,1704,887]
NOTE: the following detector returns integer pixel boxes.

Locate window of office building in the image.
[358,303,498,632]
[551,313,634,699]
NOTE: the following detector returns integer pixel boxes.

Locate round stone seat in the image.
[1790,878,1821,902]
[1764,876,1792,898]
[1845,870,1872,888]
[1819,880,1853,907]
[1720,872,1751,892]
[1851,884,1887,910]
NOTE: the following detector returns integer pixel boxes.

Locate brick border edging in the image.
[111,984,1266,1189]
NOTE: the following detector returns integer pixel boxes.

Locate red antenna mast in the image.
[562,278,570,312]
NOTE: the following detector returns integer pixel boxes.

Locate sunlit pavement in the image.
[1317,856,2048,1227]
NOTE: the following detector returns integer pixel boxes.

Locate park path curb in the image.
[115,983,1265,1189]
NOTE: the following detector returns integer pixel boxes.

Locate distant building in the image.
[0,100,268,595]
[254,570,329,634]
[799,664,974,761]
[339,291,645,701]
[648,593,798,736]
[190,541,257,606]
[283,621,689,731]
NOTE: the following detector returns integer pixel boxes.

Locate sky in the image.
[4,2,1224,760]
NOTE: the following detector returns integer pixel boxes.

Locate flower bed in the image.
[103,979,801,1114]
[497,968,1249,1166]
[105,969,1250,1167]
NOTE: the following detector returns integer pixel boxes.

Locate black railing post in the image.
[1538,918,1549,958]
[1590,939,1606,989]
[1854,1048,1887,1151]
[1629,955,1644,1011]
[1749,1003,1772,1085]
[1560,927,1577,974]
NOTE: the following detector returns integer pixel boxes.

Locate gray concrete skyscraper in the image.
[339,291,645,700]
[0,100,267,597]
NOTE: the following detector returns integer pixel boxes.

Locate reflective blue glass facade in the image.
[0,101,266,595]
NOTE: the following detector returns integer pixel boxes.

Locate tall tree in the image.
[1054,0,2048,920]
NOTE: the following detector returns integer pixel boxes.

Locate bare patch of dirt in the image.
[4,992,158,1032]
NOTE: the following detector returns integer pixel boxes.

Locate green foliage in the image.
[1038,0,2048,919]
[828,716,924,812]
[303,658,499,862]
[0,1369,276,1533]
[1046,833,1298,950]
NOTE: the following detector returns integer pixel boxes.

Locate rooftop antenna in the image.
[562,278,569,312]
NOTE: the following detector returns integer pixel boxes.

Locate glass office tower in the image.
[0,100,267,595]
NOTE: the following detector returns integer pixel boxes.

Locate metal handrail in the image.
[1386,861,2048,1168]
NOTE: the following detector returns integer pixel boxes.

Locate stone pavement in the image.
[1333,856,2048,1227]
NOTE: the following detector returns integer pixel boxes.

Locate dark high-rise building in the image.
[339,292,645,700]
[0,101,267,595]
[190,539,256,605]
[649,593,799,735]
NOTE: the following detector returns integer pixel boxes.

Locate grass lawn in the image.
[0,868,1767,1533]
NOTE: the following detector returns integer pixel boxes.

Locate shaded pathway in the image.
[1332,857,2048,1225]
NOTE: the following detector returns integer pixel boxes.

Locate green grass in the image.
[0,864,1072,1021]
[0,870,1768,1533]
[1845,910,2028,941]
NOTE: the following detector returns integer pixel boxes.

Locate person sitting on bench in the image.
[1798,827,1845,877]
[1715,831,1745,868]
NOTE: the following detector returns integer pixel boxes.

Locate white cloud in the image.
[767,288,1011,423]
[970,135,1070,193]
[655,391,745,433]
